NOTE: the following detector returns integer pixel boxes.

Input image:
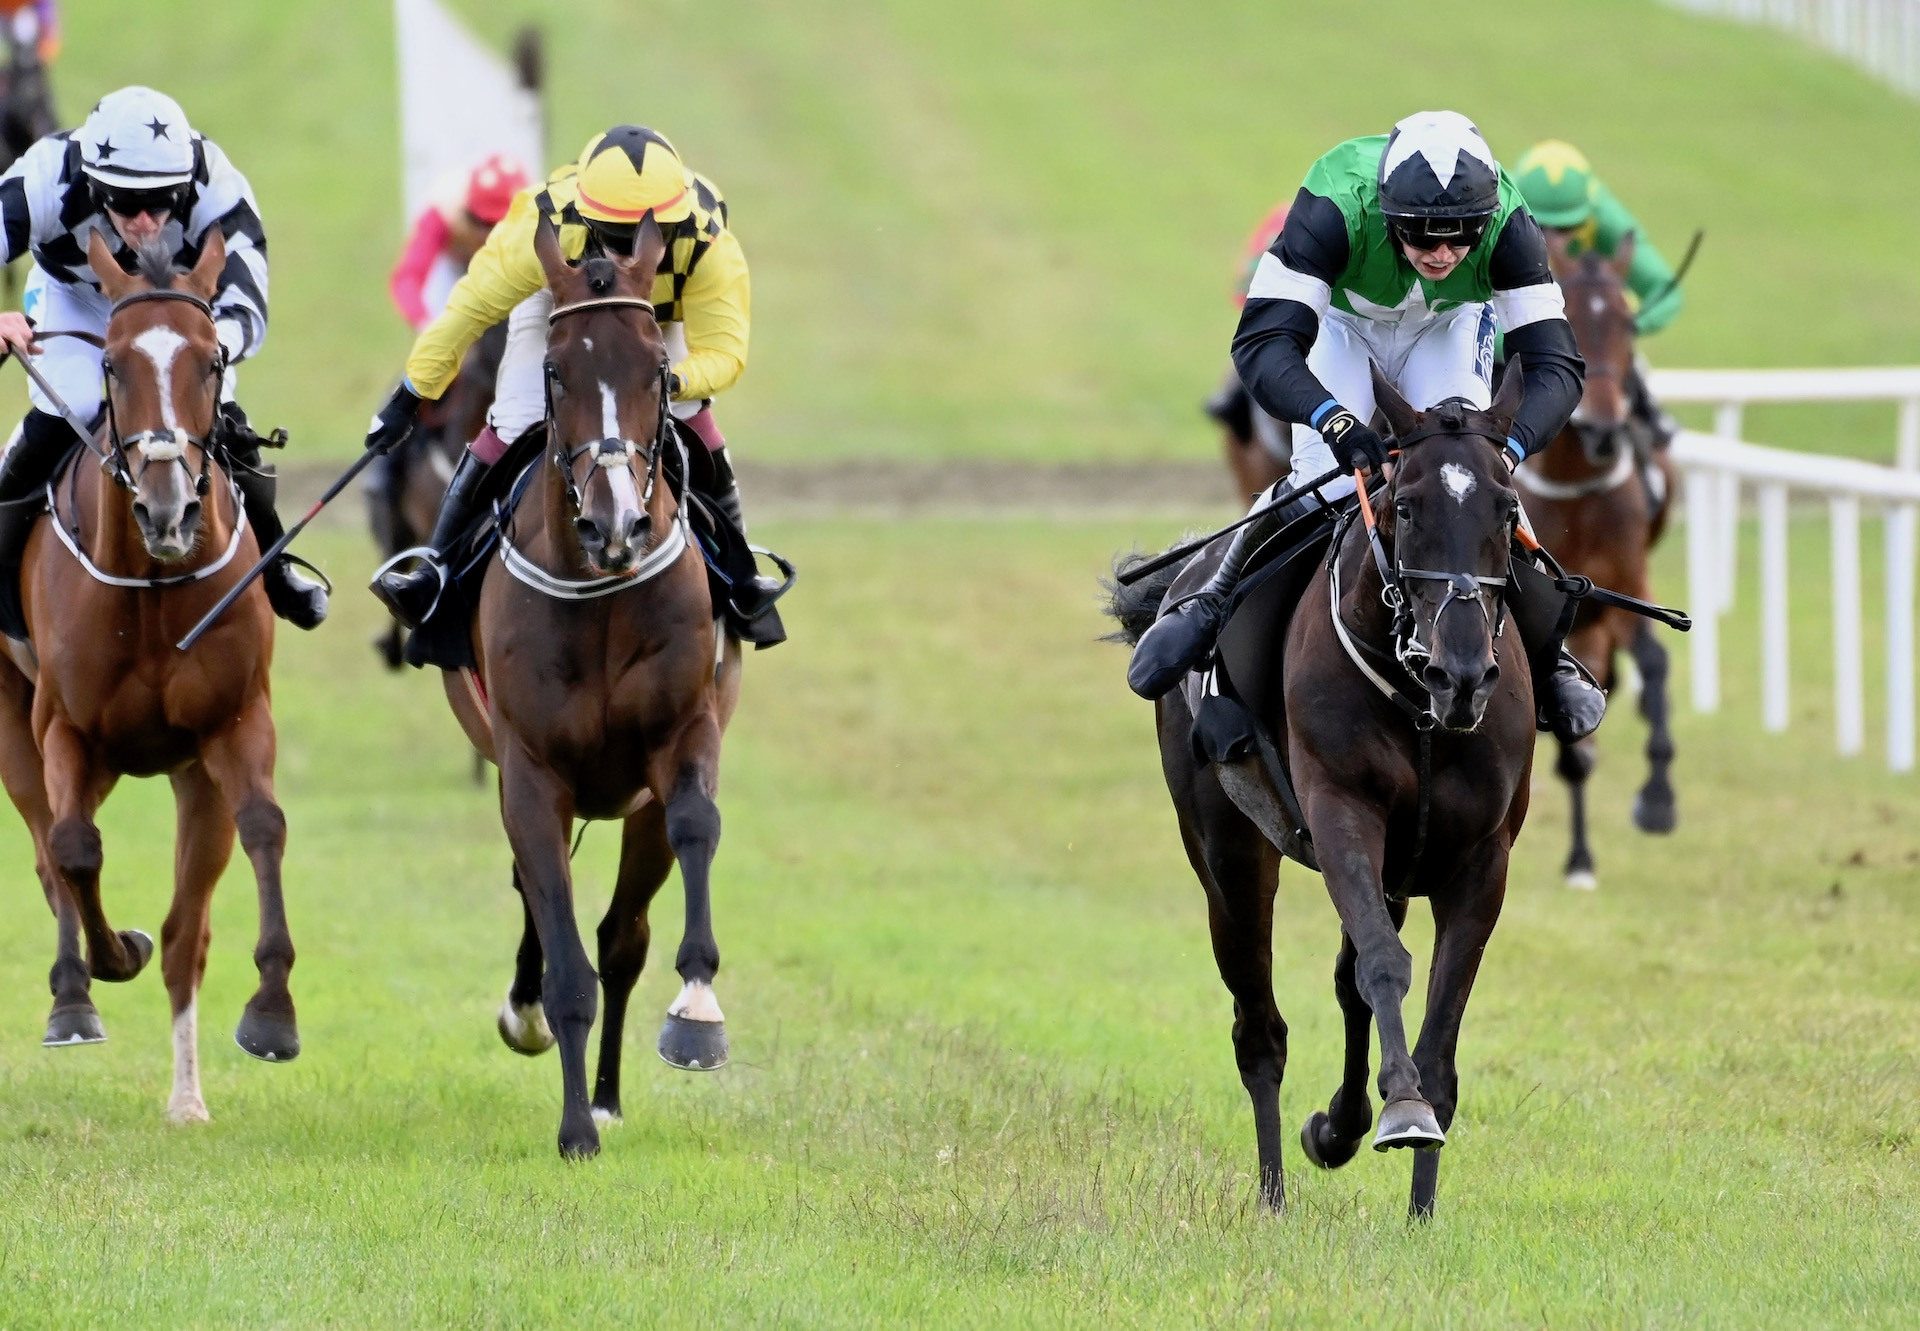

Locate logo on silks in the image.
[1322,410,1354,443]
[1474,307,1496,385]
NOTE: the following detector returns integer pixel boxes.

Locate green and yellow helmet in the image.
[573,125,692,229]
[1513,140,1596,229]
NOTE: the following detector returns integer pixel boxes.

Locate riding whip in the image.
[1115,463,1346,585]
[3,347,117,468]
[175,448,383,651]
[1635,228,1704,328]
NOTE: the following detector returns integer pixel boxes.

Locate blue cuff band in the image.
[1309,399,1339,429]
[1504,436,1526,464]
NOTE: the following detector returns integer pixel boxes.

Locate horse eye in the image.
[1394,499,1412,520]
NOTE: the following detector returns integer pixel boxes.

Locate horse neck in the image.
[1335,511,1397,646]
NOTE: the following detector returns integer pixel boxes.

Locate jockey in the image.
[1129,111,1605,743]
[366,124,781,644]
[0,0,57,64]
[1513,139,1683,446]
[388,153,530,332]
[0,85,326,639]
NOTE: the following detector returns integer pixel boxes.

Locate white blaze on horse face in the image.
[1440,461,1477,506]
[131,325,188,434]
[600,380,621,444]
[168,1000,209,1125]
[669,978,725,1024]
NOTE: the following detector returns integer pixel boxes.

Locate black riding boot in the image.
[370,449,490,627]
[701,445,785,618]
[1127,484,1307,700]
[363,447,405,556]
[0,409,78,640]
[225,440,328,630]
[1507,554,1608,743]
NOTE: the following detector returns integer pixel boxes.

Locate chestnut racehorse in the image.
[443,218,743,1159]
[1517,237,1677,889]
[0,231,298,1123]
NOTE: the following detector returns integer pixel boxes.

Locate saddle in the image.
[403,425,789,671]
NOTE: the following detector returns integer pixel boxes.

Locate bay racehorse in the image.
[1109,366,1534,1217]
[441,217,742,1159]
[1517,235,1677,889]
[0,33,54,301]
[0,231,298,1122]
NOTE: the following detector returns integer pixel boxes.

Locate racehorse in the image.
[1210,367,1288,503]
[1516,235,1677,889]
[0,33,55,300]
[0,231,298,1123]
[1108,366,1535,1217]
[369,324,506,671]
[442,217,742,1159]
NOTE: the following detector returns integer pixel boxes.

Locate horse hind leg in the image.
[1557,738,1599,891]
[1629,623,1678,834]
[496,864,555,1055]
[652,745,728,1073]
[591,802,674,1123]
[160,763,235,1123]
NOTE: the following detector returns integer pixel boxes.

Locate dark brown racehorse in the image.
[443,218,742,1158]
[1109,367,1534,1217]
[0,35,54,301]
[0,232,298,1122]
[1517,236,1677,889]
[1212,366,1288,503]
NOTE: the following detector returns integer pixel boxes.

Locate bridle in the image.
[542,295,672,526]
[96,287,224,500]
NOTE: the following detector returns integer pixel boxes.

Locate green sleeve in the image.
[1591,182,1683,336]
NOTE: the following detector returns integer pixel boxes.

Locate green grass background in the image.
[22,0,1920,463]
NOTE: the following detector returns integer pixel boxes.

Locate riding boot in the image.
[226,441,328,630]
[1506,554,1608,743]
[363,447,406,556]
[700,444,785,618]
[0,409,77,640]
[370,449,490,627]
[1126,485,1311,700]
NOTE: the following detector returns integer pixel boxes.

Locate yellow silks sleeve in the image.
[403,188,548,400]
[671,227,750,402]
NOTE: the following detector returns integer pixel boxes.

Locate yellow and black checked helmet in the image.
[573,126,692,228]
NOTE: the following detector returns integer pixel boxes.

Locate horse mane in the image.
[580,256,620,296]
[132,237,178,290]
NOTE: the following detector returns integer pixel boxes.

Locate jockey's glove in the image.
[1319,408,1389,473]
[364,382,423,455]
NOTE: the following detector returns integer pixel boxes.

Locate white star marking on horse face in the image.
[1440,461,1477,506]
[1382,111,1494,190]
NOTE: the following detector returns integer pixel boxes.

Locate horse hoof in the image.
[43,1004,105,1047]
[497,996,555,1056]
[1564,869,1598,891]
[234,1006,301,1063]
[167,1096,211,1126]
[373,631,404,671]
[96,929,154,983]
[1373,1098,1446,1152]
[1633,790,1677,835]
[1300,1111,1363,1170]
[657,1014,728,1071]
[557,1121,601,1161]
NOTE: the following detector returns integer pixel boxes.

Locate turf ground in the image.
[0,513,1913,1327]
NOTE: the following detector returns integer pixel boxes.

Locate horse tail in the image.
[1101,546,1185,645]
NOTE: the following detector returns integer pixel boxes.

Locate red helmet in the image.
[462,153,531,226]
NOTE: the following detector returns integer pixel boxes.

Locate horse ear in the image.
[1369,360,1419,439]
[533,215,570,288]
[185,229,225,301]
[1490,354,1526,423]
[621,214,666,283]
[1611,229,1637,280]
[87,229,132,300]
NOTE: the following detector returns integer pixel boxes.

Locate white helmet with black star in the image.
[79,86,195,190]
[1378,110,1500,247]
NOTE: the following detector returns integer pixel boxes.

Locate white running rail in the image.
[1663,0,1920,98]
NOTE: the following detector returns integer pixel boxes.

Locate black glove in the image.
[1319,407,1389,472]
[364,382,423,456]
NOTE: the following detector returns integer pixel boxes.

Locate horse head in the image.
[87,228,227,563]
[1547,232,1637,465]
[533,216,673,578]
[1370,362,1525,733]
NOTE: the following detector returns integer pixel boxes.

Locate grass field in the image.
[0,512,1914,1327]
[19,0,1920,463]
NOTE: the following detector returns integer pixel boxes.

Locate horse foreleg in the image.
[199,704,298,1062]
[1556,738,1599,890]
[496,863,556,1056]
[498,746,599,1159]
[41,720,149,986]
[0,673,94,1044]
[592,802,674,1123]
[1305,794,1437,1152]
[650,722,727,1073]
[161,763,235,1123]
[1303,901,1407,1172]
[1630,623,1677,834]
[1407,839,1511,1219]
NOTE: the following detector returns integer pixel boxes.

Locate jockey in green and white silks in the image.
[1129,110,1606,743]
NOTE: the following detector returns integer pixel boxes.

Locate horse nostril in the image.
[1422,664,1455,696]
[132,501,150,529]
[624,514,650,546]
[1478,662,1501,695]
[182,499,202,529]
[574,516,603,548]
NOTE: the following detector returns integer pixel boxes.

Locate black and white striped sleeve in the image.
[1230,188,1350,430]
[0,135,73,270]
[1489,208,1584,459]
[192,139,269,362]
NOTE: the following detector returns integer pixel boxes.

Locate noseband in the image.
[100,287,223,500]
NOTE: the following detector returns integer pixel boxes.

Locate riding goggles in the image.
[1387,214,1491,253]
[92,181,190,220]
